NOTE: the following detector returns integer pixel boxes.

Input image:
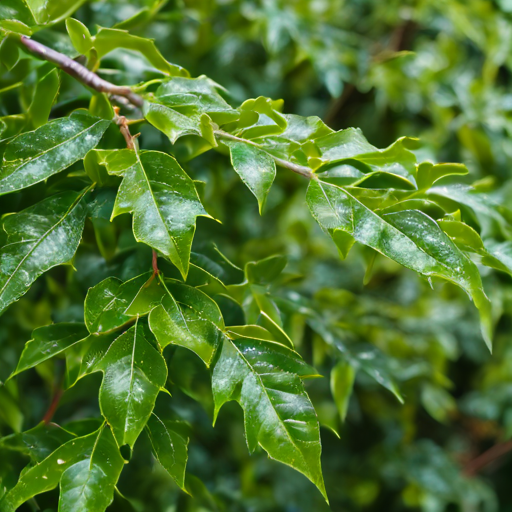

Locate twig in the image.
[463,440,512,476]
[18,36,315,180]
[114,107,138,149]
[214,130,314,179]
[19,36,144,108]
[42,386,63,424]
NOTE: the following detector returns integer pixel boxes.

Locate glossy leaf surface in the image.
[146,413,188,489]
[103,149,210,279]
[0,190,88,316]
[0,112,109,196]
[95,323,168,448]
[212,336,326,499]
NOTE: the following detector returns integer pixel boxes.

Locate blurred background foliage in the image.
[2,0,512,511]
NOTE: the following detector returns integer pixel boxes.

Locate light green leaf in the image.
[0,0,36,27]
[314,128,418,183]
[66,18,93,55]
[143,101,201,144]
[0,430,98,512]
[0,190,88,316]
[0,111,110,196]
[416,162,468,190]
[212,336,326,501]
[84,272,151,334]
[330,360,355,422]
[105,149,210,279]
[96,322,168,448]
[10,323,89,378]
[307,179,492,350]
[27,67,60,129]
[149,277,224,365]
[59,426,124,512]
[153,76,238,126]
[146,413,188,489]
[94,27,188,76]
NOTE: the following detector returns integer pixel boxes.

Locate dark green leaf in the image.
[0,111,110,196]
[10,323,89,378]
[212,336,326,500]
[146,413,188,489]
[0,190,88,316]
[95,322,168,448]
[59,426,124,512]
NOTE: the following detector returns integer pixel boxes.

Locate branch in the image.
[463,440,512,476]
[19,36,144,108]
[18,37,315,180]
[214,130,314,179]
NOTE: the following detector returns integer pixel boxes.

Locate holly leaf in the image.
[307,179,492,350]
[212,336,327,501]
[59,426,124,512]
[103,149,210,279]
[95,322,168,449]
[0,111,110,196]
[146,413,189,490]
[0,190,88,316]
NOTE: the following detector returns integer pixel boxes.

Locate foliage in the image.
[1,1,512,511]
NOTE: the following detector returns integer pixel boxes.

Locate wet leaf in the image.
[95,322,168,448]
[0,111,109,196]
[212,335,327,500]
[0,190,88,316]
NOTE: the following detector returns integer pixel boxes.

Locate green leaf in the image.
[27,67,60,129]
[143,101,202,144]
[146,413,188,489]
[330,360,355,422]
[0,429,98,512]
[95,322,168,448]
[105,149,210,279]
[212,336,326,500]
[0,190,88,316]
[84,273,151,334]
[10,323,89,378]
[224,141,276,213]
[0,422,75,462]
[314,129,418,183]
[153,76,238,126]
[64,333,117,390]
[416,162,468,190]
[0,111,110,196]
[149,277,224,365]
[0,0,36,27]
[94,27,188,76]
[66,18,93,55]
[307,179,493,350]
[59,426,124,512]
[245,255,287,284]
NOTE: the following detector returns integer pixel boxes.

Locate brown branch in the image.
[19,36,144,108]
[214,130,314,179]
[463,440,512,476]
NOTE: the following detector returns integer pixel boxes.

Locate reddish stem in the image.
[464,440,512,476]
[152,249,159,275]
[42,387,63,424]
